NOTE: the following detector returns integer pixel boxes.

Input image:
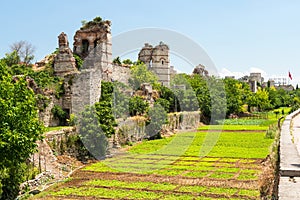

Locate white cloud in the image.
[218,67,269,80]
[218,68,245,79]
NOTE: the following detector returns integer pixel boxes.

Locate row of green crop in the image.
[39,178,259,200]
[128,131,274,158]
[84,159,259,180]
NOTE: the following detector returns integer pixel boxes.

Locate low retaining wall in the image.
[169,111,200,130]
[278,109,300,199]
[116,111,201,145]
[47,111,201,153]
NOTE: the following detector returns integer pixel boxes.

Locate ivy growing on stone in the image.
[95,81,117,138]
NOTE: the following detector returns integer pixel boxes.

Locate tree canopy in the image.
[0,61,43,199]
[128,63,159,90]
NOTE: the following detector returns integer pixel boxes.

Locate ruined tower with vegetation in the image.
[49,17,171,124]
[138,42,170,86]
[52,17,113,116]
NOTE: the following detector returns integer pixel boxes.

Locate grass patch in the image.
[82,162,118,172]
[45,126,71,132]
[217,118,275,126]
[198,125,268,131]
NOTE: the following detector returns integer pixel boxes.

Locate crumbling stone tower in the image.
[138,43,153,68]
[71,20,113,115]
[53,20,113,116]
[73,20,112,63]
[138,42,170,86]
[53,32,77,76]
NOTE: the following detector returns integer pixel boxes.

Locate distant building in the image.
[225,76,235,79]
[269,77,287,86]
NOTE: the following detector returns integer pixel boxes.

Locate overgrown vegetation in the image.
[78,106,108,160]
[81,16,106,29]
[95,81,117,138]
[0,61,43,199]
[51,105,67,125]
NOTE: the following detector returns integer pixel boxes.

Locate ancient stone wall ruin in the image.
[138,42,170,86]
[51,21,112,116]
[50,20,170,121]
[53,32,77,76]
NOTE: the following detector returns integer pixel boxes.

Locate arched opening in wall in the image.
[161,60,164,65]
[94,39,99,49]
[82,39,89,54]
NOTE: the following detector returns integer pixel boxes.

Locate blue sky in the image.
[1,0,300,85]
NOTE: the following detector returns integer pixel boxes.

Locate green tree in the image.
[181,88,199,111]
[145,104,167,139]
[95,81,117,138]
[224,78,251,116]
[155,98,170,112]
[10,40,35,65]
[156,85,178,112]
[112,81,130,118]
[0,61,43,199]
[171,74,198,112]
[1,51,20,66]
[78,106,108,160]
[129,96,149,116]
[51,105,67,125]
[128,63,159,90]
[255,88,271,111]
[112,56,121,65]
[191,76,226,124]
[122,59,133,65]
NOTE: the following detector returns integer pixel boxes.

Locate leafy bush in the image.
[129,96,149,116]
[218,118,270,126]
[145,104,167,139]
[0,62,43,199]
[67,114,77,126]
[155,98,170,112]
[128,63,158,90]
[95,81,117,138]
[51,105,67,125]
[111,82,130,119]
[73,54,83,70]
[78,106,108,160]
[265,124,279,139]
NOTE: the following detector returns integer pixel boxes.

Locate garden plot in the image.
[32,128,273,200]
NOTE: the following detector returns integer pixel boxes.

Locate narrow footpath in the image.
[278,110,300,199]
